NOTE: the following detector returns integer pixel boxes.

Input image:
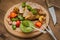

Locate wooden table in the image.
[0,0,60,40]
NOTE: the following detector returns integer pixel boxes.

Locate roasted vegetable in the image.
[9,12,17,18]
[18,15,24,21]
[22,2,26,8]
[11,17,18,21]
[20,20,34,33]
[27,5,32,11]
[16,20,21,27]
[12,25,16,30]
[27,5,37,15]
[36,15,40,19]
[31,9,37,15]
[39,16,45,22]
[13,7,19,13]
[35,21,42,28]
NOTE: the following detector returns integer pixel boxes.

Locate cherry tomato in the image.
[35,22,42,28]
[16,20,21,27]
[9,11,17,18]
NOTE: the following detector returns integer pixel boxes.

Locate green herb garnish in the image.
[22,2,26,8]
[31,9,37,15]
[18,15,24,21]
[27,5,32,11]
[11,17,18,21]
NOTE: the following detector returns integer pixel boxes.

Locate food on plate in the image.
[16,20,21,27]
[8,12,17,18]
[7,2,46,33]
[35,21,42,28]
[12,25,16,30]
[17,14,24,21]
[22,2,26,8]
[20,20,34,33]
[13,7,19,13]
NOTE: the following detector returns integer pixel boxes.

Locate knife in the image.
[45,0,57,25]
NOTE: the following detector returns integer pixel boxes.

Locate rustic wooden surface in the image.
[0,0,60,40]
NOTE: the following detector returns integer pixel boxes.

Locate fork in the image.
[32,24,57,40]
[42,24,57,40]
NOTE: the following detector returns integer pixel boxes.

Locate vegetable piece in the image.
[12,21,16,25]
[12,25,16,30]
[20,20,34,33]
[27,5,32,11]
[22,2,26,8]
[13,7,19,13]
[22,20,29,27]
[31,9,37,15]
[36,15,40,19]
[39,16,45,22]
[18,15,24,21]
[35,22,42,28]
[9,12,17,18]
[11,17,18,21]
[27,5,37,15]
[8,21,12,25]
[16,20,21,27]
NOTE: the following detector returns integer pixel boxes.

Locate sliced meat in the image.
[19,6,24,13]
[23,7,29,17]
[36,9,46,17]
[23,7,36,20]
[25,12,36,20]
